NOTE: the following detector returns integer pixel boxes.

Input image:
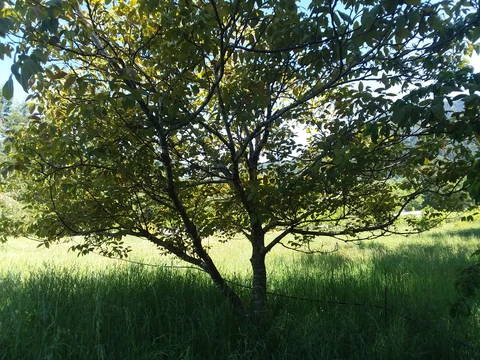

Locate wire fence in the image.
[87,250,480,354]
[17,238,480,355]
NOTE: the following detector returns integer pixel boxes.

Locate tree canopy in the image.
[0,0,479,314]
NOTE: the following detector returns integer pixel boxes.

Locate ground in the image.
[0,220,479,359]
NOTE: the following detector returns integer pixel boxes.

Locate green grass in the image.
[1,221,480,359]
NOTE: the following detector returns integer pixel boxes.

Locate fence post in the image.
[384,274,388,328]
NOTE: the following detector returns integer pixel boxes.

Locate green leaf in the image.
[395,26,409,43]
[383,0,398,12]
[47,0,62,8]
[366,123,379,143]
[468,27,480,43]
[64,74,76,89]
[76,79,87,96]
[0,17,13,37]
[429,15,443,31]
[361,9,376,29]
[19,58,42,90]
[2,76,13,100]
[338,11,351,23]
[381,73,389,87]
[431,102,445,120]
[191,84,199,95]
[23,58,42,74]
[122,95,136,108]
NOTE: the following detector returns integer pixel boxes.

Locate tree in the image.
[0,0,479,316]
[0,99,29,241]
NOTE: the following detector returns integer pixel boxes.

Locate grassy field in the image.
[1,221,480,359]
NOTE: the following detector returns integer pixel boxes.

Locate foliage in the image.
[0,0,480,312]
[0,100,29,241]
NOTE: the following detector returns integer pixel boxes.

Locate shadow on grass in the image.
[428,224,480,241]
[0,240,479,360]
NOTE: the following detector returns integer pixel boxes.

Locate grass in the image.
[1,221,480,359]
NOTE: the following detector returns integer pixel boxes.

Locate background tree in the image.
[0,0,479,315]
[0,99,29,241]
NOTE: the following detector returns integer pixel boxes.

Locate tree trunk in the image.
[204,260,246,315]
[251,254,267,316]
[250,231,267,317]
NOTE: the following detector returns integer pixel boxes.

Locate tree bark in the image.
[203,259,246,315]
[250,231,267,317]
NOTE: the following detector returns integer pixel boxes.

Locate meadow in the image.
[1,221,480,359]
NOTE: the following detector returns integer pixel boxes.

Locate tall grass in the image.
[1,222,480,359]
